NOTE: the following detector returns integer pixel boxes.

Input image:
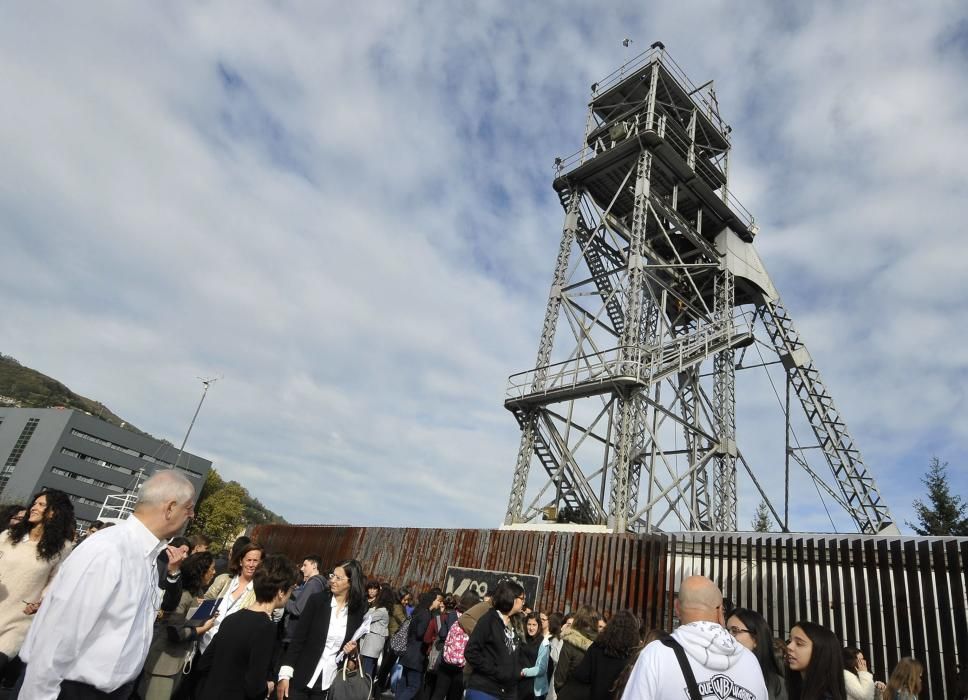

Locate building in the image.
[0,407,211,528]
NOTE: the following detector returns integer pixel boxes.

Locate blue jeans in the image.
[396,668,423,700]
[465,690,501,700]
[361,656,378,679]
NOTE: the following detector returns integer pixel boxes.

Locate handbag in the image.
[427,639,443,671]
[330,658,372,700]
[390,617,411,655]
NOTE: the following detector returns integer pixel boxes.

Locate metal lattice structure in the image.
[503,44,898,535]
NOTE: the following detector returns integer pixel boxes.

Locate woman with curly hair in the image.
[199,554,300,699]
[882,657,922,700]
[565,609,640,700]
[0,489,74,673]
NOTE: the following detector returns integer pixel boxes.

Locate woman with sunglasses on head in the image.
[199,554,299,699]
[726,608,787,700]
[0,490,74,675]
[276,559,368,700]
[200,542,265,654]
[785,621,847,700]
[464,580,527,700]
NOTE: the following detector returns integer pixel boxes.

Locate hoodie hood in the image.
[673,621,748,672]
[561,628,594,651]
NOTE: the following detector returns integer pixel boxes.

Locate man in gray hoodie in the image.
[621,576,767,700]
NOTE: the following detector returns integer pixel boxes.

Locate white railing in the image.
[97,493,138,522]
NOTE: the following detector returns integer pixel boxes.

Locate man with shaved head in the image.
[15,469,196,699]
[620,576,767,700]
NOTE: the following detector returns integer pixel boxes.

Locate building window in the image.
[60,447,139,477]
[67,429,204,480]
[50,466,124,493]
[65,492,104,508]
[0,417,40,496]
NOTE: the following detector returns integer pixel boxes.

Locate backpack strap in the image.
[660,636,702,700]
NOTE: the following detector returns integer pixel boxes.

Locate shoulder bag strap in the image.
[660,636,702,700]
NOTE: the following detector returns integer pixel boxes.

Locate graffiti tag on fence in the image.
[444,566,541,605]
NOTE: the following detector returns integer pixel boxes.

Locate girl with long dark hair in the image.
[786,621,847,700]
[0,489,74,673]
[277,558,368,700]
[727,607,787,700]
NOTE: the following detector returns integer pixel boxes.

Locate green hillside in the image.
[0,353,144,433]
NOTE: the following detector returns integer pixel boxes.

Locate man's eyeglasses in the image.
[727,626,752,637]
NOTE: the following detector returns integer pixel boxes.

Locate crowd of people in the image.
[0,481,964,699]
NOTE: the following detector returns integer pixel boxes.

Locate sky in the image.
[1,1,966,533]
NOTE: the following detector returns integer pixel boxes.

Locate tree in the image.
[751,500,774,532]
[908,457,968,536]
[188,469,247,550]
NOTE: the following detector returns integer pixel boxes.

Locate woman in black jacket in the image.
[276,559,368,700]
[464,580,527,700]
[567,609,640,700]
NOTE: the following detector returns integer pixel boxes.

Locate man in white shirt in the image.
[15,469,196,700]
[621,576,768,700]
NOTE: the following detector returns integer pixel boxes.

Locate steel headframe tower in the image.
[503,44,899,535]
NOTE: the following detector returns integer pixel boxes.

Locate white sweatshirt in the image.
[844,670,877,700]
[621,621,768,700]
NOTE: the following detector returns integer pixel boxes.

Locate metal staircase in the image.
[759,298,896,534]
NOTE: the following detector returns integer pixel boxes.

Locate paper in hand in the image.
[336,613,372,664]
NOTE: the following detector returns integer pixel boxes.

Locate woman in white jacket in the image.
[843,647,884,700]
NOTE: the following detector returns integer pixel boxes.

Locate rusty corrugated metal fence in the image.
[251,525,966,698]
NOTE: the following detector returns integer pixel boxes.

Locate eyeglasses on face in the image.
[727,626,752,636]
[328,573,348,581]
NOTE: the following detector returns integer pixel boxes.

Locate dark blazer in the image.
[400,607,432,670]
[282,590,366,690]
